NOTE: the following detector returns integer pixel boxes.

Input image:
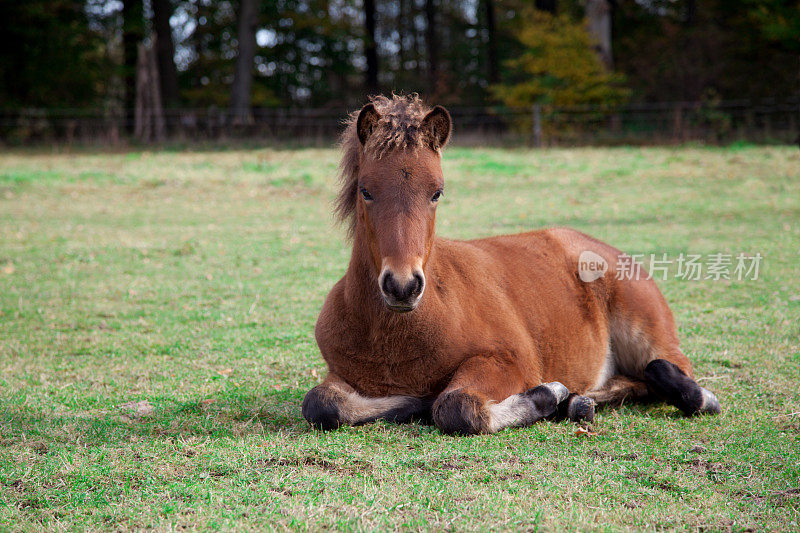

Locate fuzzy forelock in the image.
[334,94,434,239]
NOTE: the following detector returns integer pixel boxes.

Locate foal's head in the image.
[336,95,452,312]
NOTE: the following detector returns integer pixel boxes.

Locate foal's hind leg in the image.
[585,375,650,407]
[644,357,720,415]
[608,280,721,416]
[302,374,430,430]
[609,322,721,415]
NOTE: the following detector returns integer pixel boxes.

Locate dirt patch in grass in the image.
[590,449,639,461]
[258,455,374,474]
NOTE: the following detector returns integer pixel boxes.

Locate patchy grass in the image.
[0,145,798,531]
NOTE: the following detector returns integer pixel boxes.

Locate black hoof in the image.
[566,394,595,423]
[432,390,488,435]
[553,393,595,423]
[301,386,342,431]
[524,382,569,420]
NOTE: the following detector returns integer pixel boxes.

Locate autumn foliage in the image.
[492,10,629,109]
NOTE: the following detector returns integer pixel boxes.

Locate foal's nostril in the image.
[404,273,423,300]
[412,272,424,295]
[381,272,396,297]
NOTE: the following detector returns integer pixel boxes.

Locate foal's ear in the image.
[420,105,452,150]
[357,103,381,145]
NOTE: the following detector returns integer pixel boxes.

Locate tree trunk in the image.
[364,0,379,94]
[425,0,438,94]
[585,0,613,70]
[397,0,406,79]
[534,0,556,14]
[231,0,259,123]
[685,0,697,26]
[152,0,180,108]
[135,40,165,142]
[483,0,498,84]
[122,0,144,133]
[412,0,422,76]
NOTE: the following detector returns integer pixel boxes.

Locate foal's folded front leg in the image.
[434,382,571,435]
[432,356,569,435]
[302,374,430,430]
[431,356,582,435]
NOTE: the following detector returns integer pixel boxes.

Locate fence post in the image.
[763,109,772,141]
[672,103,683,143]
[532,104,543,147]
[745,106,755,136]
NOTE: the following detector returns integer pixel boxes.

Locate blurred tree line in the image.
[0,0,797,116]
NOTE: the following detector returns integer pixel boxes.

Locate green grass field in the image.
[1,145,798,531]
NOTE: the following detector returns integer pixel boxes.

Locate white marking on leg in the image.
[699,387,721,414]
[487,382,568,432]
[331,385,420,424]
[487,395,532,432]
[542,382,569,403]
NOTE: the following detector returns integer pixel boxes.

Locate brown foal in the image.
[302,95,720,435]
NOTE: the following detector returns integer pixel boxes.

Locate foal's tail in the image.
[584,375,649,407]
[587,366,720,416]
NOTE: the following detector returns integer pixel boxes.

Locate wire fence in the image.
[1,98,798,147]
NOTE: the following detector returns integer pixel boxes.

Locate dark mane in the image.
[335,94,433,238]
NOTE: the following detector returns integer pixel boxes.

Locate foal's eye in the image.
[431,190,443,202]
[360,187,373,201]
